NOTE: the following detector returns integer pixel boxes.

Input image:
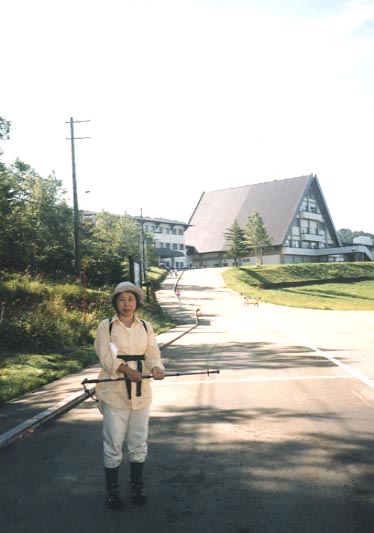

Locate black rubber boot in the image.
[130,462,146,505]
[105,467,124,510]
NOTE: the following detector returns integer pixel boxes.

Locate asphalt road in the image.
[1,268,374,533]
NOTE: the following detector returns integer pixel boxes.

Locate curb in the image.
[0,308,199,451]
[0,388,95,450]
[158,310,199,349]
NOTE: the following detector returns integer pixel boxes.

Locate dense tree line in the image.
[0,116,151,287]
[0,159,74,275]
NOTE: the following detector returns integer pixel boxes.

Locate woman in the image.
[94,281,165,510]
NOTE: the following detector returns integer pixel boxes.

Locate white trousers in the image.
[102,403,150,468]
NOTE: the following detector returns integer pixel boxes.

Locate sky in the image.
[1,0,374,232]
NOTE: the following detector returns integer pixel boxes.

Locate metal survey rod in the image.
[81,369,220,386]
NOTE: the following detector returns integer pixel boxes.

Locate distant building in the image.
[352,236,374,262]
[81,211,189,269]
[185,174,373,267]
[133,216,189,269]
[81,211,97,224]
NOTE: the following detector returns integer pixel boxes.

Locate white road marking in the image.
[270,320,374,389]
[298,341,374,389]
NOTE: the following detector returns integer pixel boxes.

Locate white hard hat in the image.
[110,281,145,305]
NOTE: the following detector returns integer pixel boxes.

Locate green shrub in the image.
[0,268,174,356]
[0,268,177,402]
[0,280,107,353]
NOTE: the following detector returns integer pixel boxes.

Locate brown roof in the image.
[185,175,331,253]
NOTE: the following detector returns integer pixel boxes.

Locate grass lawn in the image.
[222,263,374,311]
[0,347,97,403]
[250,280,374,310]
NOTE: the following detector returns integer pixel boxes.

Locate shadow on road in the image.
[162,340,354,373]
[1,401,373,533]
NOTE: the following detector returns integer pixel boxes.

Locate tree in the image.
[224,220,248,266]
[244,211,272,265]
[81,212,142,286]
[338,228,353,244]
[0,160,74,274]
[0,116,11,157]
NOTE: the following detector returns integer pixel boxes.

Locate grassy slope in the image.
[222,262,374,310]
[0,267,178,403]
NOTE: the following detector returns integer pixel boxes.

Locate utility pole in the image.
[140,208,147,284]
[66,117,90,280]
[140,209,150,302]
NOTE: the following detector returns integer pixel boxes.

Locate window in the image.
[165,243,170,249]
[308,197,317,213]
[172,229,177,235]
[178,229,184,235]
[179,244,184,250]
[173,243,178,250]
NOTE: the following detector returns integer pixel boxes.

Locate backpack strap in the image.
[108,318,147,337]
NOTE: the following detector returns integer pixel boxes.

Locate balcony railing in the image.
[299,210,323,221]
[300,233,325,242]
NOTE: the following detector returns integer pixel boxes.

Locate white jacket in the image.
[94,314,164,410]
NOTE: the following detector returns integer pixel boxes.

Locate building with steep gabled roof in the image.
[185,174,372,267]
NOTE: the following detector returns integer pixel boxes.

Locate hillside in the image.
[222,262,374,311]
[0,269,177,403]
